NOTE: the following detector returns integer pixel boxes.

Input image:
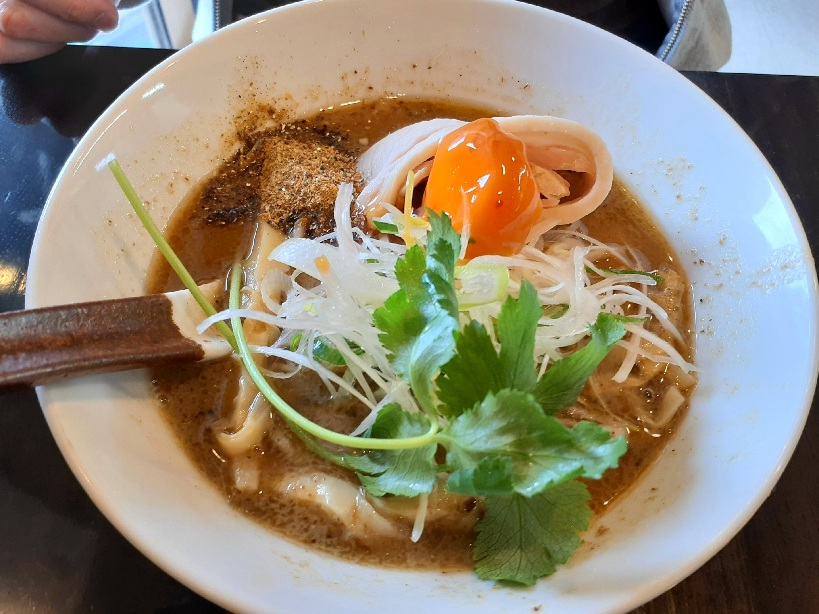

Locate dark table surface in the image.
[0,46,817,613]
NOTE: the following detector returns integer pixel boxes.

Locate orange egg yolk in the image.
[423,118,541,258]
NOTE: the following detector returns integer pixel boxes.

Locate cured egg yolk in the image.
[423,118,541,258]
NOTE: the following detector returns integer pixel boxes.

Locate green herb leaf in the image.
[436,281,541,417]
[534,312,626,415]
[312,336,346,365]
[496,281,541,393]
[473,481,592,585]
[610,313,649,325]
[589,266,665,284]
[443,389,626,497]
[436,319,502,417]
[425,211,460,292]
[344,404,438,497]
[310,336,365,366]
[373,220,400,235]
[372,211,460,414]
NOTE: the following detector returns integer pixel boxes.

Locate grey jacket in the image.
[658,0,731,70]
[150,0,732,71]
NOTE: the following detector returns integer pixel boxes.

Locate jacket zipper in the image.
[658,0,693,62]
[214,0,223,30]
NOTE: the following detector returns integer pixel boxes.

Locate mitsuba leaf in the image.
[443,389,626,497]
[443,455,515,495]
[496,281,541,393]
[344,404,438,497]
[436,280,541,417]
[473,481,592,585]
[436,320,502,417]
[534,312,626,415]
[425,210,460,290]
[372,211,461,413]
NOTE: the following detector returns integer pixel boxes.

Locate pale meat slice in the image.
[493,115,613,239]
[355,115,613,243]
[356,117,464,211]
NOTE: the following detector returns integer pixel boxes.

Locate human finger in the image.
[0,1,100,44]
[10,0,118,30]
[0,32,62,63]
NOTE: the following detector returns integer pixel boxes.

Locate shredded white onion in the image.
[202,206,694,424]
[411,492,429,543]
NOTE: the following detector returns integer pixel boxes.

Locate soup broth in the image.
[148,98,695,570]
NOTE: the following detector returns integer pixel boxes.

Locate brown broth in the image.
[148,98,694,570]
[579,182,695,512]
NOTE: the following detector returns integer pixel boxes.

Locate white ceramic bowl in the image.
[27,1,818,612]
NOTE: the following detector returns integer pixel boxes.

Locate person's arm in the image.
[0,0,129,64]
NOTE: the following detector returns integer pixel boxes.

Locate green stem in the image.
[289,423,361,470]
[229,263,439,451]
[107,159,237,351]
